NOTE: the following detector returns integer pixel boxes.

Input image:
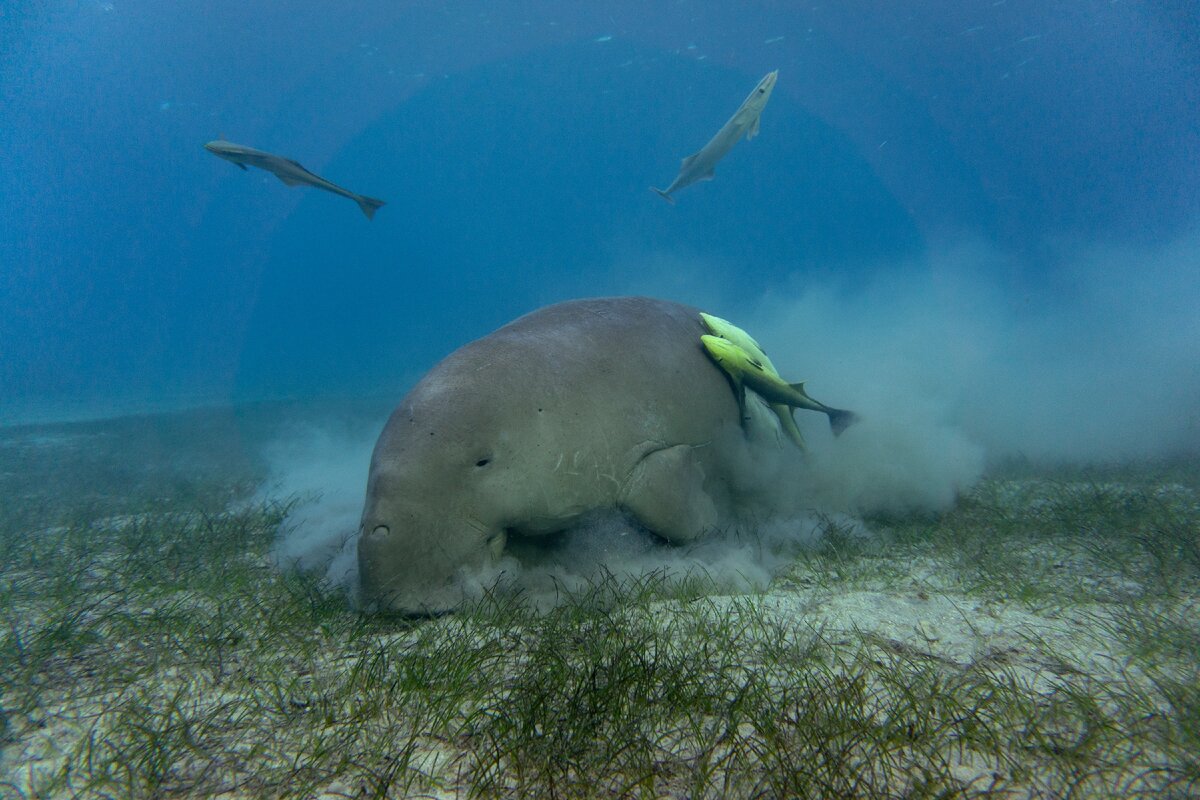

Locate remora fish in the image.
[204,139,386,220]
[700,334,857,437]
[699,312,807,449]
[651,70,778,204]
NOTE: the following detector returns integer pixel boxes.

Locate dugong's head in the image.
[357,366,532,615]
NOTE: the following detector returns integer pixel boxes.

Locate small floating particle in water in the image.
[764,36,785,44]
[594,35,613,42]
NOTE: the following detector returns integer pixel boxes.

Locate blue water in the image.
[1,2,1197,459]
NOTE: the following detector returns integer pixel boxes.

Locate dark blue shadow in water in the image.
[236,40,930,399]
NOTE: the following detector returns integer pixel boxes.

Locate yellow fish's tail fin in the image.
[826,408,858,436]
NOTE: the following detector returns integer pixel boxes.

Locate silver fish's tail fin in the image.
[825,408,859,437]
[356,195,386,220]
[650,186,676,205]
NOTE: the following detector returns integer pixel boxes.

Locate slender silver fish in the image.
[204,138,386,220]
[651,70,779,204]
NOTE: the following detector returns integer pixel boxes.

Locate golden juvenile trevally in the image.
[700,334,857,437]
[699,312,808,449]
[204,139,386,220]
[652,70,778,204]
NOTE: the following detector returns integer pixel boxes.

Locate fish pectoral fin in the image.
[772,403,807,451]
[275,173,304,186]
[235,163,248,170]
[746,116,761,140]
[735,383,750,426]
[699,168,716,182]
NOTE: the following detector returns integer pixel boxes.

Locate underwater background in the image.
[1,0,1196,463]
[4,4,1200,796]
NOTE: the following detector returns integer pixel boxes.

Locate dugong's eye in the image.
[474,457,492,468]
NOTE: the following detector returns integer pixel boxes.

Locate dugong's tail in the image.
[650,186,676,205]
[826,408,859,437]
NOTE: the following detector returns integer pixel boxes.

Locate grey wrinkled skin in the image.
[357,296,773,615]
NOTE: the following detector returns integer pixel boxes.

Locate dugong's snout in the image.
[356,515,495,616]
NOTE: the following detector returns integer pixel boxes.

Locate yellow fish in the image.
[700,334,857,440]
[700,312,807,448]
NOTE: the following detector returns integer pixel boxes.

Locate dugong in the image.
[358,296,787,614]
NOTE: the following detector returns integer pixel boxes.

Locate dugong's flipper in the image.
[621,445,717,544]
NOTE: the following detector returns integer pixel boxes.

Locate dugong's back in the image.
[410,297,738,445]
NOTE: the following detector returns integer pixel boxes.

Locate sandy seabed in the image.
[1,405,1197,798]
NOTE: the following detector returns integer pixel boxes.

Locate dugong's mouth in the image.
[356,518,502,616]
[364,599,453,619]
